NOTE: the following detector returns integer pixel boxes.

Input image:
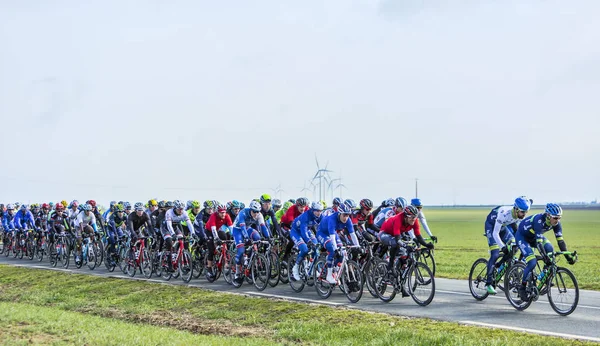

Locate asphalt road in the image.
[1,255,598,343]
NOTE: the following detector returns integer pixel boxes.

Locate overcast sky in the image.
[1,1,599,207]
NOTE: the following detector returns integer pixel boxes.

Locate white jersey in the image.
[67,208,80,221]
[491,206,520,248]
[322,207,337,218]
[417,210,433,237]
[74,211,96,227]
[165,208,194,235]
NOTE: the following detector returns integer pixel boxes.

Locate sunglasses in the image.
[251,210,259,214]
[551,216,561,220]
[406,215,418,219]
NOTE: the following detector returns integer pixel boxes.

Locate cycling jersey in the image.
[373,207,396,228]
[205,212,232,237]
[321,206,338,218]
[2,211,16,230]
[127,211,153,237]
[516,213,563,244]
[164,208,194,236]
[233,208,269,238]
[291,209,321,242]
[417,210,433,237]
[317,211,359,249]
[380,212,421,237]
[261,207,281,237]
[485,206,520,249]
[281,204,308,228]
[14,210,36,229]
[75,211,98,232]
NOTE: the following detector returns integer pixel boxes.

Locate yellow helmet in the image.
[148,199,158,207]
[61,200,68,208]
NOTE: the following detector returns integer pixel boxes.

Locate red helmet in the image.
[41,203,50,209]
[87,200,97,207]
[55,203,64,211]
[217,204,227,213]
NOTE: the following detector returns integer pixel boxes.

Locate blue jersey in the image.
[2,212,16,230]
[291,209,322,240]
[14,210,36,229]
[317,212,355,237]
[233,208,268,238]
[516,213,563,243]
[373,207,395,228]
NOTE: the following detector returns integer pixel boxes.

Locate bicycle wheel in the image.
[26,238,35,260]
[363,258,379,298]
[49,242,57,267]
[251,253,269,291]
[341,260,364,303]
[504,262,533,311]
[225,255,238,286]
[313,259,333,299]
[105,249,117,272]
[125,248,136,276]
[373,262,397,303]
[548,267,579,316]
[179,250,193,283]
[418,249,436,276]
[159,251,173,281]
[468,258,489,301]
[279,258,290,284]
[288,256,306,293]
[60,243,70,269]
[96,241,105,267]
[192,250,203,279]
[268,251,280,287]
[141,248,153,279]
[87,244,97,270]
[408,262,435,306]
[35,240,45,262]
[118,246,129,274]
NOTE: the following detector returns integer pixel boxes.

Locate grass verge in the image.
[0,265,594,345]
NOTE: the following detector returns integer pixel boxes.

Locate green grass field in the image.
[425,208,600,290]
[0,265,594,346]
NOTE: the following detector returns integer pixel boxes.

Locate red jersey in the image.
[281,204,308,227]
[380,212,420,237]
[351,210,373,226]
[205,212,232,230]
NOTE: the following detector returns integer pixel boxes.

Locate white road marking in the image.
[245,291,344,306]
[460,321,600,343]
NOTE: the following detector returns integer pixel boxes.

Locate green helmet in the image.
[260,193,272,203]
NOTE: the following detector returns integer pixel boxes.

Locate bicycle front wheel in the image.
[268,251,280,287]
[179,250,193,283]
[408,262,435,306]
[504,262,533,311]
[418,249,436,276]
[548,267,579,316]
[251,253,270,291]
[341,260,363,303]
[468,258,489,301]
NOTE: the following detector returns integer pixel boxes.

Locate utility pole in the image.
[415,178,418,198]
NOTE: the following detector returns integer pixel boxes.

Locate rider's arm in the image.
[553,222,568,252]
[345,218,360,246]
[492,219,505,249]
[417,211,433,237]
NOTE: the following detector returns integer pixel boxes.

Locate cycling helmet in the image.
[173,200,185,209]
[231,200,242,209]
[21,204,28,210]
[55,203,64,211]
[260,193,272,203]
[191,200,201,209]
[395,197,408,209]
[344,199,357,210]
[87,200,97,207]
[337,203,352,215]
[165,201,174,208]
[514,197,531,212]
[272,199,282,208]
[61,200,68,208]
[6,204,14,210]
[411,198,423,207]
[203,200,214,209]
[31,203,40,209]
[212,200,220,209]
[384,198,395,207]
[82,203,93,211]
[249,200,261,212]
[332,197,342,206]
[310,201,324,211]
[70,200,79,208]
[288,199,296,204]
[320,200,327,210]
[216,203,227,213]
[115,204,124,212]
[296,197,309,207]
[124,202,132,210]
[149,199,158,207]
[134,202,144,211]
[545,203,562,217]
[109,201,117,207]
[360,198,373,210]
[42,203,50,210]
[239,202,246,209]
[186,200,193,210]
[48,202,54,208]
[157,200,166,208]
[403,205,419,217]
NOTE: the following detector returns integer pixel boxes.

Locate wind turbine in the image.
[312,154,333,202]
[300,180,311,199]
[271,184,284,200]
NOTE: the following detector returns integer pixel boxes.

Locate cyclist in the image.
[316,203,360,284]
[227,200,242,222]
[102,201,118,223]
[275,200,293,223]
[372,198,394,220]
[107,204,127,264]
[290,201,323,281]
[127,202,154,246]
[272,199,283,213]
[280,197,310,261]
[67,200,80,226]
[86,200,105,233]
[482,196,531,295]
[162,200,195,269]
[411,198,438,243]
[379,205,433,283]
[373,198,398,228]
[515,203,575,301]
[204,203,233,279]
[351,198,379,242]
[232,200,269,283]
[146,199,158,217]
[2,204,17,245]
[15,205,37,236]
[259,194,282,239]
[74,204,99,261]
[48,203,70,244]
[322,197,342,217]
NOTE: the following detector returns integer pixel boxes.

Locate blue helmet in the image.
[513,197,531,212]
[411,198,423,207]
[395,197,407,209]
[384,198,395,207]
[337,203,352,215]
[332,197,342,206]
[231,200,242,209]
[545,203,562,217]
[344,199,357,210]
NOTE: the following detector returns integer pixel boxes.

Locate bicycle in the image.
[34,229,49,262]
[353,239,382,298]
[228,240,270,291]
[76,233,100,270]
[417,237,437,276]
[13,229,27,259]
[264,239,280,287]
[26,229,36,260]
[207,239,234,283]
[3,230,14,257]
[504,251,579,316]
[124,236,152,278]
[314,244,364,303]
[105,235,127,272]
[188,236,207,279]
[50,232,70,268]
[158,234,193,283]
[371,242,435,306]
[468,241,519,300]
[288,244,324,293]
